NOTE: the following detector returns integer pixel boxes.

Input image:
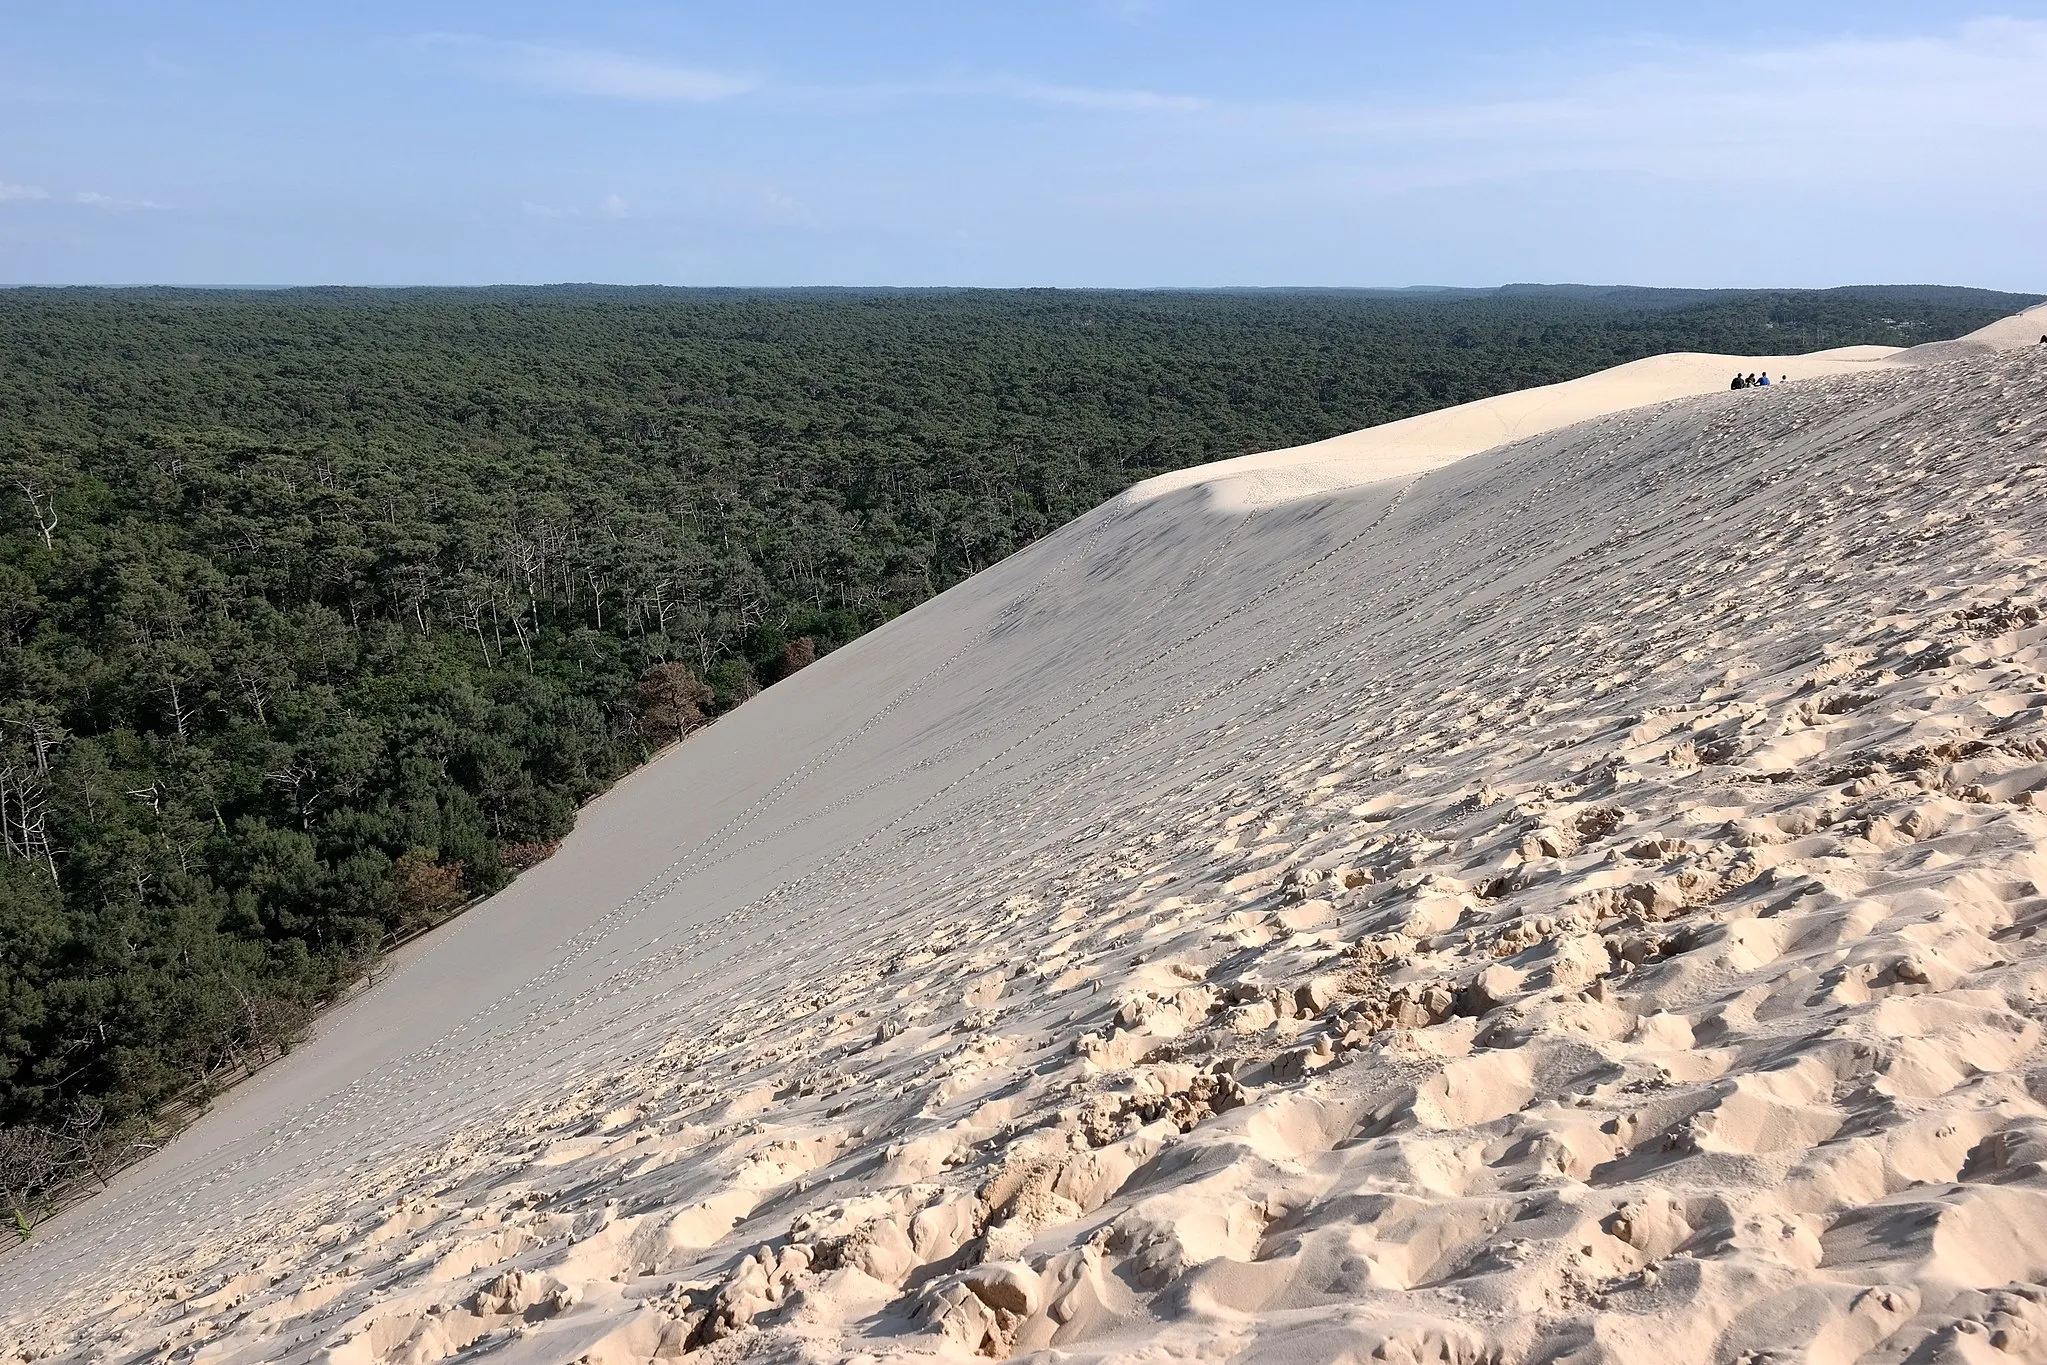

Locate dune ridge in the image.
[1134,301,2047,511]
[5,312,2047,1364]
[1131,345,1905,510]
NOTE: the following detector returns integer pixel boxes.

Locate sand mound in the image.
[7,336,2047,1365]
[1900,301,2047,365]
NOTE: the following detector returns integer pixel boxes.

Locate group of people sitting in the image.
[1730,371,1775,389]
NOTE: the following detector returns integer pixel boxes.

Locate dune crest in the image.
[6,324,2047,1365]
[1129,344,1904,510]
[1131,301,2047,513]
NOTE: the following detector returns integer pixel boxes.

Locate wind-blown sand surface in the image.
[5,309,2047,1364]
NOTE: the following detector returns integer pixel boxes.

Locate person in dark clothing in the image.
[1732,373,1746,390]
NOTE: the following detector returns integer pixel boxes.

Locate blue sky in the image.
[4,1,2044,288]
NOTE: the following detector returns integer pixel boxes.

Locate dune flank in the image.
[4,309,2047,1365]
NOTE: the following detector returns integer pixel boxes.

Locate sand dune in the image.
[5,322,2047,1365]
[1902,299,2047,363]
[1133,344,1903,509]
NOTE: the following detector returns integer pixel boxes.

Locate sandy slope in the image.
[1137,304,2047,512]
[6,321,2047,1365]
[1902,301,2047,365]
[1132,345,1903,509]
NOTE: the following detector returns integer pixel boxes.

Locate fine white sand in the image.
[5,319,2047,1365]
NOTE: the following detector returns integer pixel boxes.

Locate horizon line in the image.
[2,280,2041,296]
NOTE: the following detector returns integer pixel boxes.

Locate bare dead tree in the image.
[0,1126,70,1238]
[0,760,57,878]
[507,604,533,671]
[4,707,63,779]
[505,530,543,640]
[0,715,58,877]
[162,678,197,742]
[220,974,310,1064]
[401,562,436,634]
[459,596,492,666]
[234,666,273,725]
[13,477,57,550]
[263,762,325,830]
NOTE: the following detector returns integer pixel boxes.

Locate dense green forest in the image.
[0,283,2035,1217]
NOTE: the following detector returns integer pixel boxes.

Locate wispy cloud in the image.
[520,192,634,220]
[1120,17,2047,202]
[417,33,1199,117]
[803,72,1207,115]
[522,184,813,230]
[74,190,163,210]
[422,34,754,102]
[1,181,161,209]
[969,76,1204,113]
[436,16,2045,243]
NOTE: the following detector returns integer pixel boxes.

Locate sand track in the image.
[5,308,2047,1364]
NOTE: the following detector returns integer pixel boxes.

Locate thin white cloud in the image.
[1018,14,2045,222]
[520,193,636,220]
[804,73,1206,115]
[418,33,1196,116]
[422,34,754,102]
[74,190,163,210]
[972,76,1204,113]
[0,182,161,209]
[1230,17,2047,191]
[519,182,815,232]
